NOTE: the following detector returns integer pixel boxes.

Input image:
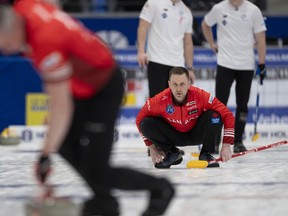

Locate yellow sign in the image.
[26,93,50,125]
[122,92,136,107]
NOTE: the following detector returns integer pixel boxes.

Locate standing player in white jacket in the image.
[137,0,195,98]
[202,0,267,153]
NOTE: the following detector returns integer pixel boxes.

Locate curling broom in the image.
[252,76,262,141]
[187,140,288,169]
[25,184,80,216]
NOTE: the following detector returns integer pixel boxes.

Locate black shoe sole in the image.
[155,158,183,169]
[155,153,182,169]
[172,157,183,165]
[207,162,220,168]
[149,149,184,156]
[199,152,220,168]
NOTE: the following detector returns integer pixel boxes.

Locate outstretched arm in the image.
[42,79,73,155]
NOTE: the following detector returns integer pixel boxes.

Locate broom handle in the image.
[254,79,260,134]
[213,140,288,163]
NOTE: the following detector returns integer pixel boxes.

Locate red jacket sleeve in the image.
[136,93,163,146]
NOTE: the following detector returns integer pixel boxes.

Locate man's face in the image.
[229,0,244,7]
[168,74,190,104]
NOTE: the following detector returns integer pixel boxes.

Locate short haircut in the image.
[169,66,189,80]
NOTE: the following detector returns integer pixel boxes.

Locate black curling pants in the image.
[139,110,223,154]
[215,65,254,143]
[58,67,163,199]
[147,61,173,98]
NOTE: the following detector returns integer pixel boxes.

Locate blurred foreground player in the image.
[136,67,235,168]
[0,1,174,215]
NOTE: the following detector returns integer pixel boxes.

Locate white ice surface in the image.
[0,137,288,216]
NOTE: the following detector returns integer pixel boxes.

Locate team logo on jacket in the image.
[211,117,220,124]
[241,14,247,21]
[188,109,198,115]
[166,104,174,114]
[222,14,228,26]
[211,113,220,124]
[162,12,168,19]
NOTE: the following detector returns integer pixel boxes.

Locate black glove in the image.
[256,64,266,85]
[36,154,51,184]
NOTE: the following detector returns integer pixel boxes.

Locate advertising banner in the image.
[0,48,287,132]
[114,48,288,72]
[115,124,288,144]
[26,93,50,126]
[77,15,288,48]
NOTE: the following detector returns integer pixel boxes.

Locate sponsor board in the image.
[244,124,288,141]
[7,123,288,145]
[9,125,47,143]
[77,16,288,48]
[115,123,288,144]
[26,93,50,125]
[115,124,141,142]
[115,48,288,108]
[232,107,288,124]
[114,48,288,70]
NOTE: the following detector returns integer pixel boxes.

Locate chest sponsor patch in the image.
[166,104,174,114]
[188,109,198,115]
[187,105,197,110]
[186,101,197,110]
[186,101,196,106]
[211,117,220,124]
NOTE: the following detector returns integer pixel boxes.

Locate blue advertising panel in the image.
[114,48,288,68]
[0,57,42,132]
[0,48,287,131]
[77,15,288,48]
[78,16,139,47]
